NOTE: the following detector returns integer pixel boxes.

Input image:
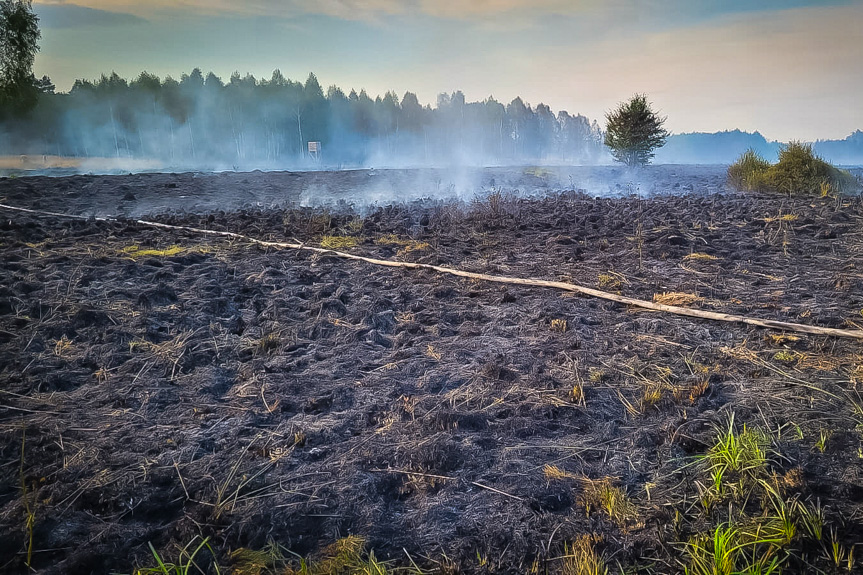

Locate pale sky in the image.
[32,0,863,141]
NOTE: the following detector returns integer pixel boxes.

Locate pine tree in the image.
[604,94,668,167]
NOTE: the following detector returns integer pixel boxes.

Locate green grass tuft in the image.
[703,414,769,498]
[728,149,771,192]
[136,536,219,575]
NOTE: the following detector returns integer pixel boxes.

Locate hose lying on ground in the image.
[2,202,862,340]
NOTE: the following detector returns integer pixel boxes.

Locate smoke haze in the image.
[0,69,605,172]
[2,68,862,179]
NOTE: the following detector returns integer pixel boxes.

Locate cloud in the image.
[34,2,146,27]
[27,0,657,21]
[415,0,598,19]
[516,3,863,140]
[33,0,387,19]
[32,0,858,22]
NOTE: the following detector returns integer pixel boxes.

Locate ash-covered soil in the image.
[0,165,732,218]
[1,171,863,574]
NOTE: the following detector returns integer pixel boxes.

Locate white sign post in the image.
[308,141,321,163]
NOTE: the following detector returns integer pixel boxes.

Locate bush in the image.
[727,149,770,191]
[728,142,858,195]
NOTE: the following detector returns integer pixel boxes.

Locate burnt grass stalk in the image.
[1,177,863,573]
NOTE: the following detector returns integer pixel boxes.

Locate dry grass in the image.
[320,236,360,250]
[10,189,863,574]
[375,234,430,257]
[119,243,218,259]
[121,244,185,258]
[257,333,281,355]
[376,234,414,246]
[640,380,664,409]
[395,312,415,323]
[0,155,162,170]
[653,292,703,306]
[578,477,639,528]
[765,333,801,345]
[597,272,627,290]
[543,464,577,482]
[230,535,398,575]
[397,242,430,258]
[52,334,74,357]
[588,368,606,383]
[129,333,190,362]
[683,252,719,261]
[720,343,759,363]
[795,352,843,372]
[673,379,709,404]
[559,535,608,575]
[762,213,799,223]
[569,379,585,406]
[425,345,442,361]
[0,154,83,169]
[129,331,196,377]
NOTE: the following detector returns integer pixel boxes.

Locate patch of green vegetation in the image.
[681,520,785,575]
[814,429,832,453]
[702,414,769,498]
[136,536,219,575]
[673,408,862,574]
[773,350,797,363]
[728,143,858,195]
[229,536,418,575]
[288,536,391,575]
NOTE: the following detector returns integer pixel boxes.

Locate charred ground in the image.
[1,174,863,573]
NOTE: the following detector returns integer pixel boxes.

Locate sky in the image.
[31,0,863,142]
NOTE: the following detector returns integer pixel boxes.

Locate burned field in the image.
[1,178,863,574]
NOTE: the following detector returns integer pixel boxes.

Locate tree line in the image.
[0,68,605,167]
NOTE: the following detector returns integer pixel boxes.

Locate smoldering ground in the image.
[1,172,863,573]
[0,164,732,219]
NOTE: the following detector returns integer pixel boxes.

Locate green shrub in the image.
[728,149,770,191]
[728,142,858,195]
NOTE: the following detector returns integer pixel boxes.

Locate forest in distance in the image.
[2,68,863,170]
[0,69,606,169]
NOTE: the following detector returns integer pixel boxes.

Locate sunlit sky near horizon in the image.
[31,0,863,142]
